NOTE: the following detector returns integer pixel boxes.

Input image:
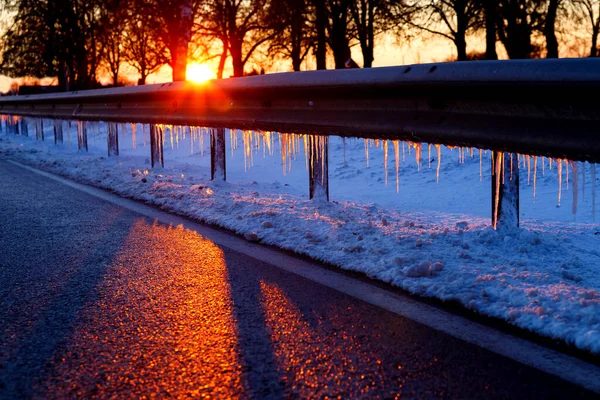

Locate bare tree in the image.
[575,0,600,56]
[326,0,354,69]
[544,0,563,57]
[269,0,314,71]
[314,0,328,68]
[349,0,394,67]
[199,0,276,78]
[153,0,194,81]
[411,0,482,62]
[100,2,128,86]
[481,0,498,59]
[122,0,168,84]
[497,0,546,59]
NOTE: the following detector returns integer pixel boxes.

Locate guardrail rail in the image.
[2,58,600,229]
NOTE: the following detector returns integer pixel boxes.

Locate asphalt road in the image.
[0,158,597,399]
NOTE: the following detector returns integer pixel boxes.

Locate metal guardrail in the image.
[1,58,599,229]
[1,58,600,163]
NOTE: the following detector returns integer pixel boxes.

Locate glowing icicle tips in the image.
[533,156,538,202]
[131,123,137,149]
[571,161,579,217]
[566,160,569,191]
[479,149,483,181]
[428,143,431,169]
[393,140,400,193]
[558,159,563,207]
[383,140,389,186]
[592,164,597,221]
[436,144,441,183]
[493,152,503,229]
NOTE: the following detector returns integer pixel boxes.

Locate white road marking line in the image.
[8,159,600,394]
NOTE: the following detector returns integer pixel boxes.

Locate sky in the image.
[0,32,481,93]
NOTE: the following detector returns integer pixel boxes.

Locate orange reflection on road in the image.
[38,219,244,398]
[259,281,387,398]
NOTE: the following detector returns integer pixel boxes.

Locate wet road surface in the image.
[0,159,597,399]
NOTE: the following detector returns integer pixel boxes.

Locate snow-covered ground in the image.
[1,119,599,355]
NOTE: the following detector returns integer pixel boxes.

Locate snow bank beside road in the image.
[1,131,599,355]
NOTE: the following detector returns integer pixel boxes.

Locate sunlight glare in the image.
[186,63,215,83]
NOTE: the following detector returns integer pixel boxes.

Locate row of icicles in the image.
[2,116,597,219]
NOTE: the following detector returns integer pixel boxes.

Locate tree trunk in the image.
[330,3,350,69]
[361,43,373,68]
[456,8,468,61]
[484,0,498,60]
[455,34,467,61]
[217,39,228,78]
[291,10,302,71]
[591,26,599,57]
[315,0,327,69]
[545,0,559,58]
[172,0,193,81]
[230,38,244,77]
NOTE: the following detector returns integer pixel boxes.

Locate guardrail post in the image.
[77,121,88,151]
[20,118,28,136]
[107,123,119,156]
[54,120,63,144]
[492,151,519,230]
[210,128,226,180]
[35,119,43,141]
[308,135,329,201]
[11,117,19,135]
[150,124,164,168]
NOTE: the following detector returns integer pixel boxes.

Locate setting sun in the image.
[186,63,215,83]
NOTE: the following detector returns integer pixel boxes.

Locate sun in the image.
[186,63,215,83]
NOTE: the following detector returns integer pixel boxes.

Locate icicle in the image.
[566,160,569,190]
[436,144,441,183]
[364,139,369,168]
[582,162,586,202]
[131,123,137,149]
[428,143,431,169]
[571,161,579,217]
[558,159,563,206]
[343,137,347,167]
[542,156,545,176]
[479,149,483,181]
[502,152,506,184]
[527,155,531,185]
[592,163,596,221]
[143,124,148,148]
[383,140,389,186]
[402,141,406,162]
[393,140,400,193]
[533,156,537,202]
[493,152,503,230]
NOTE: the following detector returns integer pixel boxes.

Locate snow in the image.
[1,118,599,355]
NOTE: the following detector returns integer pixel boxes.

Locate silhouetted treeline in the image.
[0,0,597,89]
